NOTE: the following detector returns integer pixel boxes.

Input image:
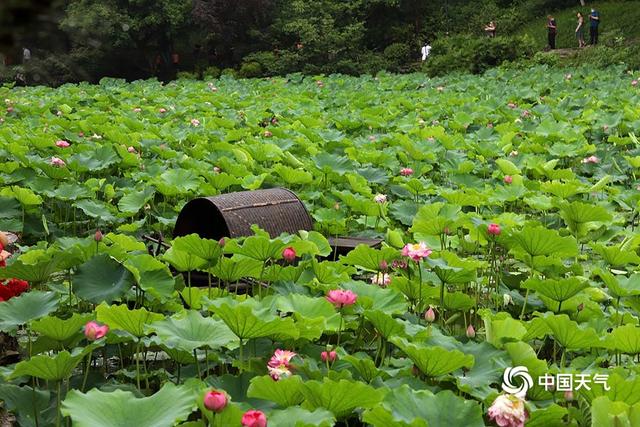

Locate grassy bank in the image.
[519,1,640,49]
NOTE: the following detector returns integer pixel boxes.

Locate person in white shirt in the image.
[22,47,31,62]
[421,43,431,61]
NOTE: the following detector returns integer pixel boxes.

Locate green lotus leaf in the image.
[96,303,164,338]
[209,256,263,282]
[61,383,194,427]
[363,385,484,427]
[225,235,287,262]
[456,341,511,400]
[595,269,640,298]
[246,375,305,407]
[124,254,175,298]
[525,404,568,427]
[30,312,92,342]
[604,324,640,355]
[342,353,383,383]
[522,276,589,304]
[0,384,53,427]
[364,310,408,340]
[0,256,61,283]
[147,310,237,352]
[162,247,207,272]
[339,244,399,272]
[482,314,527,348]
[173,233,222,262]
[592,244,640,267]
[118,187,155,216]
[559,201,613,236]
[590,396,640,427]
[342,280,408,314]
[300,378,386,419]
[267,407,336,427]
[9,186,43,206]
[0,291,59,331]
[10,347,93,381]
[73,254,134,303]
[543,314,601,350]
[507,225,578,261]
[209,298,299,341]
[495,158,521,175]
[74,199,117,223]
[390,337,474,377]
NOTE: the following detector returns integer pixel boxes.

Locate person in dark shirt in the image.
[547,15,557,49]
[589,8,600,45]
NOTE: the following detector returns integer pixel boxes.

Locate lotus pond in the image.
[0,65,640,426]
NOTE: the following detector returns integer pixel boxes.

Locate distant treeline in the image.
[0,0,600,84]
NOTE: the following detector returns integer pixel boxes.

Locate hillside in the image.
[519,1,640,49]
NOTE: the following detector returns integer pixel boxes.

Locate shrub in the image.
[423,34,535,77]
[203,66,221,79]
[176,71,198,80]
[383,43,412,72]
[238,61,263,78]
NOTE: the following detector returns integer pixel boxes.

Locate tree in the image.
[61,0,193,80]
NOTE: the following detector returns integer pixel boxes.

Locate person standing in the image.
[547,15,557,49]
[484,21,497,38]
[22,47,31,62]
[589,8,600,45]
[421,42,432,61]
[576,12,586,48]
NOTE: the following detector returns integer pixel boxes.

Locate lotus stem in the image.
[81,350,93,392]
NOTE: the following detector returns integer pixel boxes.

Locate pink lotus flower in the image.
[565,73,572,80]
[203,390,227,413]
[268,349,297,368]
[400,167,414,176]
[190,118,200,127]
[55,140,70,148]
[159,108,167,113]
[424,307,436,323]
[509,150,518,157]
[268,364,292,381]
[466,324,476,338]
[521,110,530,118]
[326,289,357,309]
[242,410,267,427]
[84,321,109,340]
[507,102,517,109]
[632,80,638,87]
[503,175,513,184]
[6,106,14,113]
[94,230,103,242]
[50,156,66,167]
[78,132,85,137]
[374,194,387,204]
[564,390,574,401]
[282,247,296,263]
[368,135,376,142]
[487,394,527,427]
[127,146,136,153]
[321,350,337,363]
[218,237,226,247]
[371,273,391,287]
[213,166,221,173]
[401,242,432,262]
[436,86,445,92]
[379,260,388,271]
[264,130,272,137]
[582,155,599,164]
[487,123,493,128]
[316,80,324,87]
[488,223,501,236]
[56,110,63,116]
[133,107,141,113]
